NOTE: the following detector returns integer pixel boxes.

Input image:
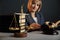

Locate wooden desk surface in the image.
[0,31,60,40]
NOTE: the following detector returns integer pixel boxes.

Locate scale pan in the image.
[9,27,19,30]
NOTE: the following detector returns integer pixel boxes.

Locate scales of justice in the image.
[9,5,28,37]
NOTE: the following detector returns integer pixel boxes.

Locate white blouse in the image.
[33,17,38,23]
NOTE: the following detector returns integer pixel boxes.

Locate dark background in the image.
[0,0,60,32]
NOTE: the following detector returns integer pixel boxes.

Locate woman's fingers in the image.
[29,23,41,30]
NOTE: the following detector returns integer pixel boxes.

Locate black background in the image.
[0,0,60,32]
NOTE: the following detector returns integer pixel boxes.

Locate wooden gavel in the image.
[45,20,60,28]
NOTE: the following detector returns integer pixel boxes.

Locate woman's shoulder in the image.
[37,12,42,15]
[36,12,43,16]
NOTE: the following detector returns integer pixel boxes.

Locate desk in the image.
[0,31,60,40]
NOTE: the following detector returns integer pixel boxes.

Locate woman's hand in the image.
[29,23,41,30]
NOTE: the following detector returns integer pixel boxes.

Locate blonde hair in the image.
[27,0,42,12]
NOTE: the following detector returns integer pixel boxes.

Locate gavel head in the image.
[45,21,52,25]
[45,21,55,28]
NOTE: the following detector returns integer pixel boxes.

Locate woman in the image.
[26,0,45,31]
[26,0,58,35]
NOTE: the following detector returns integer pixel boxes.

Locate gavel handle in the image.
[55,20,60,27]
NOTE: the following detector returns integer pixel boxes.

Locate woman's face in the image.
[31,0,41,12]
